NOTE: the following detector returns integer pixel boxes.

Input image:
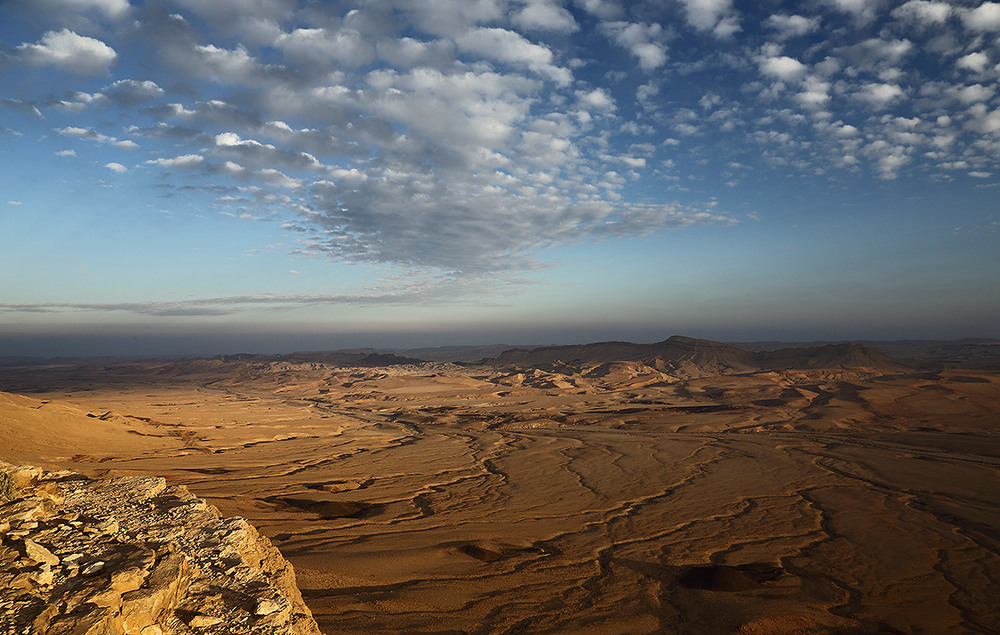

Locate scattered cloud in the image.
[4,0,1000,287]
[513,1,578,33]
[16,29,116,74]
[601,21,667,71]
[678,0,741,37]
[956,52,991,73]
[891,1,952,25]
[760,55,808,82]
[962,2,1000,31]
[765,14,820,39]
[146,154,205,169]
[825,0,884,24]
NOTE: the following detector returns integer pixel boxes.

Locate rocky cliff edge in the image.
[0,462,321,635]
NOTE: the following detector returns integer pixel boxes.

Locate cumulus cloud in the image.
[105,162,128,173]
[574,0,623,20]
[891,0,952,25]
[825,0,884,24]
[760,55,808,82]
[275,27,375,69]
[577,88,616,111]
[601,22,667,70]
[57,125,139,149]
[513,1,579,32]
[957,52,991,73]
[101,79,165,106]
[454,28,571,84]
[855,83,906,108]
[678,0,741,37]
[146,154,205,169]
[7,0,130,22]
[16,29,116,74]
[765,14,820,39]
[962,2,1000,30]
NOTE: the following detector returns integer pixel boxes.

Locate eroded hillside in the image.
[1,340,999,633]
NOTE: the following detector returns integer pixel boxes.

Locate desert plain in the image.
[2,336,999,634]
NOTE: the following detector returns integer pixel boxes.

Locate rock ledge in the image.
[0,462,321,635]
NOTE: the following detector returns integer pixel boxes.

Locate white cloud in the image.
[454,28,571,85]
[856,83,905,108]
[891,1,952,25]
[962,2,1000,30]
[56,126,113,143]
[826,0,883,23]
[577,88,616,111]
[601,22,667,71]
[837,38,913,72]
[950,83,995,104]
[16,29,116,74]
[14,0,130,20]
[761,55,808,82]
[969,171,993,178]
[170,0,295,27]
[968,104,1000,134]
[102,79,165,105]
[575,0,623,20]
[105,162,128,173]
[146,154,205,169]
[376,37,456,70]
[678,0,741,36]
[402,0,506,37]
[513,1,579,32]
[765,14,820,39]
[56,125,139,149]
[257,168,302,189]
[957,52,990,73]
[7,201,23,206]
[798,76,832,108]
[189,44,278,85]
[216,132,270,148]
[275,28,375,69]
[221,161,245,175]
[56,149,77,157]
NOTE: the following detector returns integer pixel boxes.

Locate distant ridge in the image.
[756,342,909,371]
[489,335,910,374]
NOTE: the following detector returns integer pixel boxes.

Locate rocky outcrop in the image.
[0,462,321,635]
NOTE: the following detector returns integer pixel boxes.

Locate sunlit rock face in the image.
[0,462,320,635]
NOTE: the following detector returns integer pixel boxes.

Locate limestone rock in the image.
[23,538,60,566]
[0,461,321,635]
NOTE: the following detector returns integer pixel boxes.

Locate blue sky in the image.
[1,0,999,356]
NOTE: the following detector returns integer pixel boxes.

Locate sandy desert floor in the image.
[2,357,999,634]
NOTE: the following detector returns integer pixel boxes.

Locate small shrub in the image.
[0,471,16,503]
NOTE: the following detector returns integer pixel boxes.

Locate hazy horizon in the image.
[2,323,998,359]
[2,1,999,359]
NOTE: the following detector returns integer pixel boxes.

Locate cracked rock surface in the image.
[0,462,320,635]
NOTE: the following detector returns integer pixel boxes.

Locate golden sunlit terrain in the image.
[2,337,999,633]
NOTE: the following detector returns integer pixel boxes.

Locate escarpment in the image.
[0,462,321,635]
